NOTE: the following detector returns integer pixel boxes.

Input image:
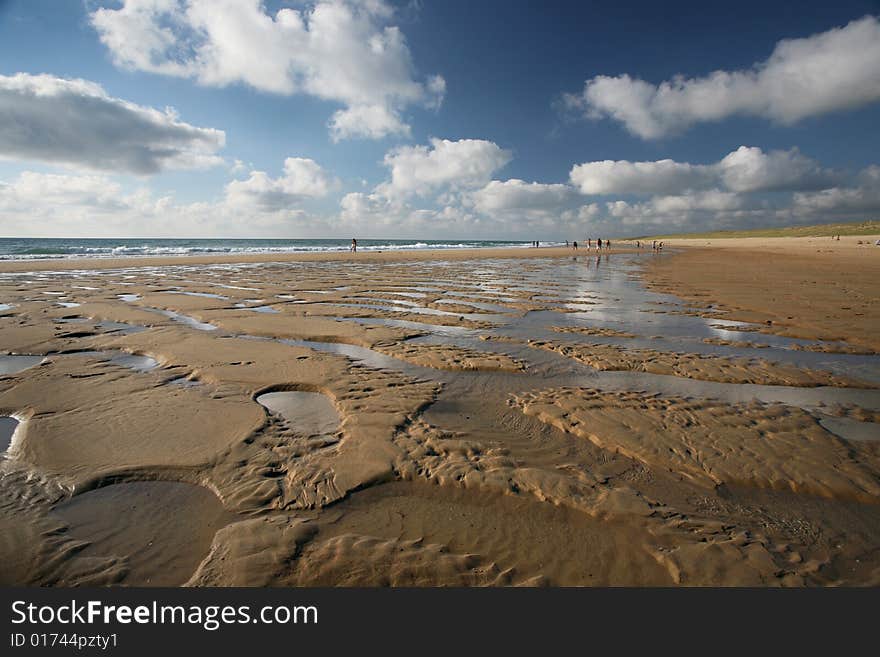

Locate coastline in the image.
[0,245,637,273]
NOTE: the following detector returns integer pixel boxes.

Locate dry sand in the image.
[1,240,879,587]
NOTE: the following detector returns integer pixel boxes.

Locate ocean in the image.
[0,237,545,260]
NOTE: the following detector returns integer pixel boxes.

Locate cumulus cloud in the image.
[0,154,343,237]
[0,171,129,213]
[0,171,177,236]
[791,165,880,217]
[717,146,837,192]
[604,191,754,229]
[91,0,444,140]
[469,179,572,213]
[570,146,837,196]
[377,138,512,198]
[0,73,225,174]
[564,16,880,138]
[225,157,337,210]
[570,158,713,195]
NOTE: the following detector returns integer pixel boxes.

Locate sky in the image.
[1,0,880,240]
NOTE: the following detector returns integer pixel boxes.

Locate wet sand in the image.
[644,235,880,352]
[1,241,879,587]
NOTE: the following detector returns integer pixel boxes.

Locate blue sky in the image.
[1,0,879,238]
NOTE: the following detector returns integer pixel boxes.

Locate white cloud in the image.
[329,104,411,141]
[225,157,336,210]
[0,155,341,238]
[0,171,173,236]
[378,138,512,198]
[469,179,572,213]
[0,73,225,174]
[339,191,406,227]
[565,16,880,138]
[791,165,880,217]
[604,190,752,228]
[570,158,713,195]
[91,0,444,140]
[717,146,837,192]
[0,171,128,212]
[570,146,837,196]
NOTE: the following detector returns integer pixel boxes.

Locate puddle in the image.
[256,390,341,436]
[0,416,19,452]
[51,481,232,586]
[150,308,217,331]
[818,416,880,443]
[109,353,160,372]
[95,320,146,335]
[167,375,202,388]
[382,291,427,298]
[167,291,229,300]
[0,355,43,375]
[66,350,159,373]
[0,303,14,312]
[56,302,81,308]
[117,294,141,302]
[244,305,279,314]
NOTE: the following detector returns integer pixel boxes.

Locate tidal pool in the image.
[0,355,43,375]
[256,390,341,436]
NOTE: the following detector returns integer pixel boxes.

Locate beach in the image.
[1,239,879,586]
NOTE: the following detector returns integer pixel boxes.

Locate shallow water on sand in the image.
[256,390,341,436]
[3,250,880,586]
[0,355,43,375]
[0,416,19,452]
[51,482,231,586]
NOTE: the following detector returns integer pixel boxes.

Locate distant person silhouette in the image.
[350,238,357,252]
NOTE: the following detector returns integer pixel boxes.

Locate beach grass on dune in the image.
[627,220,880,241]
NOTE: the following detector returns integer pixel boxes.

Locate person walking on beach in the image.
[573,240,578,250]
[350,238,357,252]
[587,238,592,248]
[596,238,602,252]
[606,239,611,250]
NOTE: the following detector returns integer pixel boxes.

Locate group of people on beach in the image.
[562,238,664,252]
[348,236,663,254]
[567,238,612,251]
